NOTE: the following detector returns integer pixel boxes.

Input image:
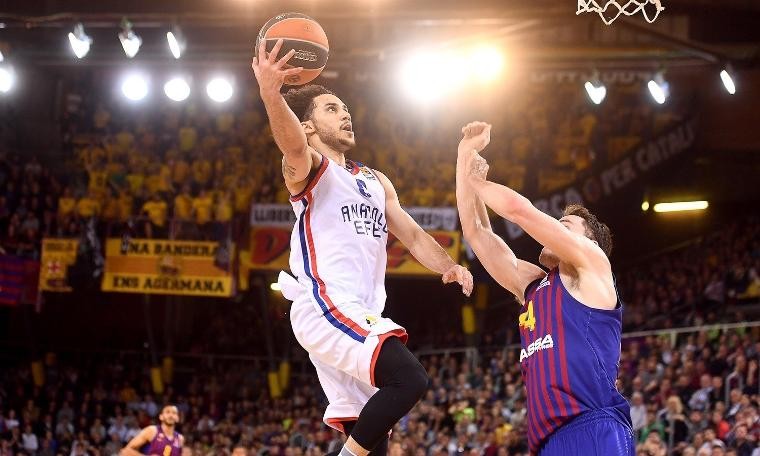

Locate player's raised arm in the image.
[464,149,608,274]
[456,122,544,302]
[119,425,156,456]
[374,170,473,297]
[251,39,315,186]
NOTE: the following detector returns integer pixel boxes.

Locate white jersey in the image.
[288,154,388,314]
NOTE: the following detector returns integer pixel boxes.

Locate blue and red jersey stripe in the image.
[520,268,628,454]
[296,193,369,343]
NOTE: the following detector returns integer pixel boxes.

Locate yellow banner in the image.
[102,239,234,297]
[244,227,461,280]
[39,238,79,292]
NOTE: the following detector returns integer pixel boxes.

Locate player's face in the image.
[159,406,179,426]
[308,94,355,151]
[538,215,588,268]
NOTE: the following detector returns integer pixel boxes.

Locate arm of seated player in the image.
[252,39,313,184]
[119,426,155,456]
[456,127,544,302]
[465,154,607,272]
[375,170,473,296]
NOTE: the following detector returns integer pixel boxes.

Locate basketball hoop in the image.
[577,0,664,25]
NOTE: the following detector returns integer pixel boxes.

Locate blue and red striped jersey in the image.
[518,268,631,454]
[141,427,182,456]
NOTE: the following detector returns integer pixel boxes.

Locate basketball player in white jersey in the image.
[252,40,473,456]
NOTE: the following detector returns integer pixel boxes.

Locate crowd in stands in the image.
[53,69,686,241]
[0,153,61,259]
[618,217,760,331]
[0,67,689,262]
[1,324,757,456]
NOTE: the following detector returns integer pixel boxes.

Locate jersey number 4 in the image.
[519,301,537,331]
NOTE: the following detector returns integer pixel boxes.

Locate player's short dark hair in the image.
[283,84,335,121]
[563,204,613,257]
[160,404,177,414]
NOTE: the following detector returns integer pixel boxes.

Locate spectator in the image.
[22,423,39,454]
[631,392,648,436]
[141,193,168,238]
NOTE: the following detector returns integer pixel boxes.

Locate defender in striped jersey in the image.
[252,40,473,456]
[120,405,183,456]
[455,122,634,455]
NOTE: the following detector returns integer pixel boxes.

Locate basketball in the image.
[256,13,329,86]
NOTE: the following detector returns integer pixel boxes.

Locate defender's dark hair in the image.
[283,84,335,122]
[563,204,613,257]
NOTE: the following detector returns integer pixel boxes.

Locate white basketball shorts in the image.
[286,279,407,432]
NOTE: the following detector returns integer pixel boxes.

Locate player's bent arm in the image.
[456,153,543,301]
[259,91,313,183]
[375,170,457,274]
[120,426,156,456]
[467,174,607,271]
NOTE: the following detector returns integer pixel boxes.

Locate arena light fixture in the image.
[641,200,650,211]
[206,77,233,103]
[166,26,186,59]
[647,72,669,105]
[118,18,142,59]
[653,201,708,213]
[0,66,14,93]
[400,49,467,103]
[720,66,736,95]
[470,45,504,83]
[270,282,282,292]
[121,74,149,101]
[68,23,93,59]
[584,71,606,105]
[164,77,191,102]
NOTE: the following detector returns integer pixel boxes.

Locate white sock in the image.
[339,446,358,456]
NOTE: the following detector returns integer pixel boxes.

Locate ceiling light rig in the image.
[118,18,142,59]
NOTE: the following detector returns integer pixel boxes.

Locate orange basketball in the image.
[256,13,329,86]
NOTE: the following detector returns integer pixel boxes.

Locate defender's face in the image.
[160,406,179,425]
[308,94,355,150]
[538,215,588,268]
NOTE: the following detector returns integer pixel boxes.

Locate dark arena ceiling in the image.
[0,0,758,69]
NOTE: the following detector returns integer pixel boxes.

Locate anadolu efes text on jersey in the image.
[288,155,389,314]
[340,202,388,238]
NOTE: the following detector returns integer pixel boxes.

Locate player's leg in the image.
[339,336,428,456]
[341,421,388,456]
[290,299,426,456]
[311,358,387,456]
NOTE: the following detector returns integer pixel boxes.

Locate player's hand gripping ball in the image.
[255,12,329,86]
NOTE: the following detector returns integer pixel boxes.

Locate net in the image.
[577,0,664,25]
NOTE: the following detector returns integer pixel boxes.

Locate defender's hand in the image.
[442,264,474,296]
[458,121,492,154]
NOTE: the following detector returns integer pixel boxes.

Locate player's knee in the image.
[405,360,429,400]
